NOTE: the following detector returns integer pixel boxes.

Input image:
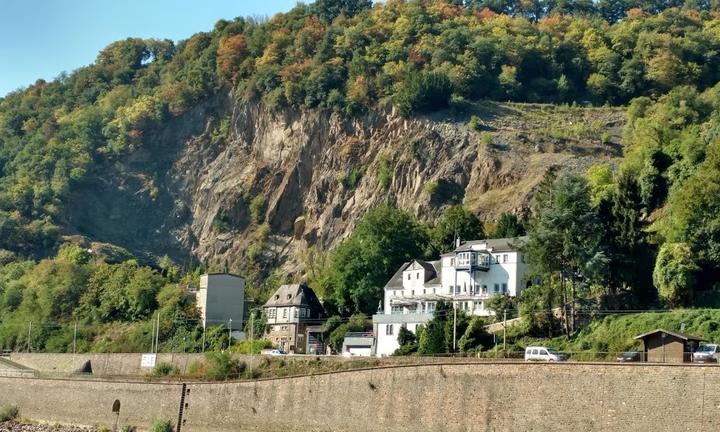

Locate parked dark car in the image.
[616,351,642,362]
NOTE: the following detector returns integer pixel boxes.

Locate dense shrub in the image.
[204,351,246,380]
[151,362,179,377]
[394,72,453,117]
[149,419,173,432]
[0,405,18,422]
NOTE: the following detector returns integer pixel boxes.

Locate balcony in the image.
[454,251,491,272]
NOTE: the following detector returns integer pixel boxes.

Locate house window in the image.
[268,308,276,319]
[287,294,292,300]
[423,289,426,294]
[494,283,499,292]
[391,305,402,314]
[386,325,394,335]
[427,302,436,312]
[294,308,298,318]
[411,290,414,296]
[495,255,500,263]
[282,308,288,318]
[503,254,508,263]
[502,283,507,292]
[407,274,411,280]
[521,254,525,263]
[451,258,455,266]
[416,272,420,279]
[482,285,487,294]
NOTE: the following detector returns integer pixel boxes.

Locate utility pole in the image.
[73,322,78,354]
[228,318,233,350]
[453,303,457,352]
[201,323,206,353]
[155,312,160,354]
[150,317,155,353]
[249,313,254,378]
[27,322,32,353]
[503,309,507,356]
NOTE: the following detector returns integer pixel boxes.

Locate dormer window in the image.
[287,294,292,300]
[275,295,279,300]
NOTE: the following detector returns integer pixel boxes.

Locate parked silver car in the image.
[692,344,720,363]
[524,346,568,362]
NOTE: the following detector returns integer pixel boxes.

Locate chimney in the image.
[455,237,461,248]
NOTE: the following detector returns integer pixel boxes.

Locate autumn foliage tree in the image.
[216,34,248,84]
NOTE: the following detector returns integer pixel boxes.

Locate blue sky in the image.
[0,0,299,97]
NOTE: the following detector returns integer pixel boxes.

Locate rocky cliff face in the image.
[63,91,625,279]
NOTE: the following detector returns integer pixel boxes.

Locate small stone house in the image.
[634,329,703,363]
[263,284,325,354]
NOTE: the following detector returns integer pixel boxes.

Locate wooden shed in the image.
[634,329,703,363]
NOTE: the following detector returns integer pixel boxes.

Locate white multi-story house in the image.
[372,237,529,356]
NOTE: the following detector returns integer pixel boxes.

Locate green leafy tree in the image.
[526,173,602,333]
[313,0,372,22]
[394,71,453,117]
[393,325,419,355]
[458,317,492,352]
[486,294,516,317]
[431,205,485,254]
[417,320,445,355]
[492,212,525,238]
[653,243,699,307]
[586,164,615,206]
[329,205,429,314]
[56,243,92,265]
[327,313,371,353]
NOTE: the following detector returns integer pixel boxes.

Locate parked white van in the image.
[524,346,568,362]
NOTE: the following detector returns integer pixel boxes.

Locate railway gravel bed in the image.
[0,422,96,432]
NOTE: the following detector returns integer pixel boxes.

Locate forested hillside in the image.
[2,2,719,259]
[2,0,720,352]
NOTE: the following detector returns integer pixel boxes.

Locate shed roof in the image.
[634,328,704,342]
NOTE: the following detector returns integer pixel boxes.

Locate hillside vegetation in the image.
[507,309,720,358]
[1,2,719,259]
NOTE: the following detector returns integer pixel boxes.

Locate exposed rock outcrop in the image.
[64,93,625,278]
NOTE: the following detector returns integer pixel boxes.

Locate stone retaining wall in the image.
[2,362,719,431]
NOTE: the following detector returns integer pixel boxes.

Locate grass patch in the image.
[377,155,392,190]
[151,362,179,378]
[341,167,366,189]
[0,405,18,422]
[149,419,173,432]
